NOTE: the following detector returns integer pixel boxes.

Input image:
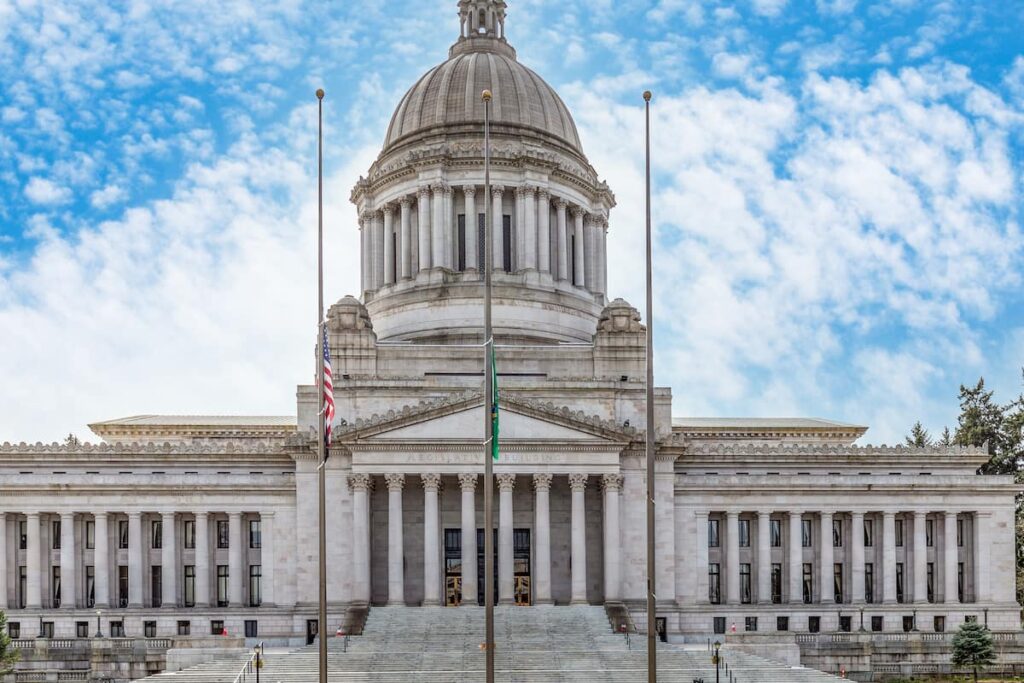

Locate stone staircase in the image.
[139,605,845,682]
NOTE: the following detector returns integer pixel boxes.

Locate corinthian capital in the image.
[601,473,623,491]
[458,473,478,492]
[532,472,553,491]
[384,473,406,491]
[421,473,442,491]
[568,473,588,491]
[496,473,516,491]
[348,473,372,492]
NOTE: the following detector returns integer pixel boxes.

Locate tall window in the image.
[739,519,750,548]
[152,520,162,549]
[18,566,26,608]
[249,565,262,607]
[895,519,904,547]
[708,519,720,548]
[744,617,758,632]
[151,566,162,608]
[244,620,259,638]
[896,562,905,603]
[118,566,129,607]
[52,520,61,549]
[52,567,61,607]
[502,215,512,273]
[184,566,196,607]
[184,520,195,550]
[19,521,26,549]
[118,520,129,549]
[740,563,752,604]
[957,518,964,547]
[86,520,95,550]
[833,519,843,547]
[927,562,935,602]
[802,563,813,604]
[110,621,125,638]
[569,233,576,284]
[217,521,229,549]
[217,566,229,607]
[708,564,721,604]
[865,563,874,603]
[770,519,781,547]
[926,519,934,547]
[958,562,965,603]
[802,519,812,548]
[86,566,95,608]
[833,563,844,603]
[144,620,157,638]
[457,214,467,272]
[864,519,874,547]
[771,563,782,604]
[249,520,261,549]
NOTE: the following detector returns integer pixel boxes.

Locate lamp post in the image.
[713,640,721,683]
[95,609,103,638]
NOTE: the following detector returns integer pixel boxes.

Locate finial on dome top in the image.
[458,0,508,40]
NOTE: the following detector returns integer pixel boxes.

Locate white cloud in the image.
[24,176,72,204]
[712,52,752,79]
[1,106,25,123]
[752,0,788,17]
[89,184,126,209]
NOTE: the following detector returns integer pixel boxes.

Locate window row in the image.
[13,519,262,550]
[7,619,261,640]
[708,518,966,549]
[711,613,977,634]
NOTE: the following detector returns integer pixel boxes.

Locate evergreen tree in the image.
[950,620,996,683]
[938,426,953,447]
[0,611,18,675]
[904,421,933,447]
[954,378,1011,474]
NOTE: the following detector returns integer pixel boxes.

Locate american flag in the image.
[321,326,335,448]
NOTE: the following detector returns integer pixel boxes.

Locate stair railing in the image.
[231,641,264,683]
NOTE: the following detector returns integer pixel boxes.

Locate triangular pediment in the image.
[373,405,600,441]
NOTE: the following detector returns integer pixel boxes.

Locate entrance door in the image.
[306,619,318,646]
[476,528,532,606]
[477,529,498,606]
[444,529,463,606]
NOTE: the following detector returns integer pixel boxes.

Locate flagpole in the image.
[643,89,657,683]
[481,87,496,683]
[315,87,328,683]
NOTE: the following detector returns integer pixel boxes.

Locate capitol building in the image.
[1,0,1018,674]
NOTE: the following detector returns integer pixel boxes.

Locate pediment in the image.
[372,405,602,442]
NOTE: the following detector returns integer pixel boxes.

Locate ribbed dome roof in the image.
[384,48,583,155]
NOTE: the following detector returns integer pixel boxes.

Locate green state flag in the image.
[491,345,499,461]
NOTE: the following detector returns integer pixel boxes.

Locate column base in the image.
[534,599,554,606]
[569,599,589,606]
[422,599,441,607]
[387,601,406,607]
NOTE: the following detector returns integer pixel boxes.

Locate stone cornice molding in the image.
[532,472,552,491]
[0,440,285,456]
[458,473,478,491]
[420,473,441,491]
[496,473,516,491]
[568,472,587,491]
[683,442,991,467]
[384,473,405,491]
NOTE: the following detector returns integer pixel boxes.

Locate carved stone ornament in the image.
[532,472,553,491]
[596,298,644,334]
[384,473,406,491]
[348,473,372,492]
[420,473,442,491]
[496,473,516,491]
[458,473,478,491]
[568,473,588,491]
[601,473,623,491]
[327,296,374,333]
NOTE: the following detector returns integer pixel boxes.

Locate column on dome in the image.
[514,187,525,270]
[359,214,369,293]
[913,511,927,603]
[492,186,505,271]
[459,474,478,606]
[583,213,597,292]
[533,473,553,604]
[757,511,771,604]
[725,511,740,605]
[228,512,243,607]
[572,207,585,287]
[598,218,609,296]
[497,473,515,604]
[523,186,537,270]
[350,474,372,603]
[195,512,210,607]
[851,511,865,603]
[882,511,897,603]
[418,187,432,272]
[820,511,834,603]
[161,512,176,607]
[373,211,385,289]
[0,514,6,610]
[944,511,958,603]
[555,198,569,281]
[422,474,441,606]
[569,473,588,604]
[60,512,75,608]
[25,512,41,609]
[694,511,710,604]
[128,512,143,607]
[537,190,551,274]
[383,204,395,285]
[432,184,447,269]
[464,186,478,271]
[385,474,406,605]
[400,198,413,280]
[788,511,803,604]
[974,512,990,602]
[602,474,622,602]
[261,511,275,606]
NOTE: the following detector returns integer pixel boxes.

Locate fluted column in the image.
[555,198,568,280]
[572,207,585,287]
[882,511,897,604]
[533,473,553,604]
[569,473,588,604]
[400,198,413,280]
[851,511,865,603]
[385,474,406,605]
[757,511,771,604]
[383,204,395,285]
[422,474,441,606]
[695,511,710,604]
[60,512,75,608]
[444,185,454,268]
[194,512,210,607]
[789,511,803,604]
[602,474,622,602]
[514,187,525,269]
[432,184,446,269]
[820,511,834,604]
[350,474,372,603]
[725,511,740,605]
[913,511,927,603]
[359,213,371,293]
[584,213,596,291]
[537,190,551,274]
[492,186,505,270]
[598,218,608,296]
[944,511,958,603]
[161,512,176,607]
[417,188,432,272]
[25,512,41,609]
[373,211,385,289]
[497,473,515,604]
[464,187,478,271]
[128,512,143,607]
[459,474,478,606]
[228,512,243,607]
[261,512,275,606]
[523,186,537,270]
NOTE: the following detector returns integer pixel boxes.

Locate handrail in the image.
[231,641,264,683]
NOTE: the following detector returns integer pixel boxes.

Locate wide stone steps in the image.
[140,606,846,682]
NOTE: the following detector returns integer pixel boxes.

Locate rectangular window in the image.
[745,616,758,632]
[184,520,196,549]
[965,615,977,623]
[839,615,852,633]
[895,519,904,547]
[865,563,874,603]
[177,621,191,636]
[740,563,752,604]
[957,518,964,547]
[86,520,95,550]
[8,622,19,639]
[86,566,95,608]
[211,620,224,636]
[934,616,945,633]
[144,620,157,638]
[927,562,935,603]
[713,617,726,634]
[833,519,843,547]
[217,521,229,549]
[864,519,874,547]
[151,566,162,608]
[834,563,844,604]
[40,622,54,639]
[808,616,820,633]
[709,564,721,604]
[708,519,720,548]
[19,521,26,549]
[777,616,789,632]
[110,621,125,638]
[926,519,934,547]
[739,519,750,548]
[118,520,129,549]
[958,562,965,603]
[249,565,262,607]
[770,519,781,547]
[249,520,261,549]
[52,566,61,608]
[896,562,905,603]
[871,616,883,632]
[903,615,914,632]
[152,520,162,549]
[569,232,576,284]
[118,565,129,607]
[502,215,512,273]
[802,519,812,548]
[457,214,466,272]
[244,620,258,638]
[52,520,61,549]
[771,563,782,604]
[184,565,196,607]
[18,566,26,609]
[802,562,813,604]
[217,565,229,607]
[75,621,88,638]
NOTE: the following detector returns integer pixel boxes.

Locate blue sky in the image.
[0,0,1022,444]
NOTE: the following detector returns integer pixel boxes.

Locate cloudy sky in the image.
[0,0,1021,444]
